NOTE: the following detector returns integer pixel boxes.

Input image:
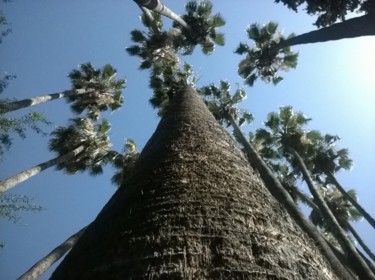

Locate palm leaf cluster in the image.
[198,80,253,127]
[251,106,375,259]
[67,63,125,121]
[110,139,139,187]
[49,118,112,175]
[173,0,225,55]
[236,22,298,86]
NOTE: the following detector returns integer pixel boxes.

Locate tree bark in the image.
[347,222,375,263]
[0,145,85,192]
[289,147,375,280]
[227,114,354,280]
[52,87,346,279]
[134,0,189,29]
[18,226,88,280]
[277,13,375,49]
[0,89,87,114]
[327,171,375,231]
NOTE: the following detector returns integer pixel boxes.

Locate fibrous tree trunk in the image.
[51,87,344,279]
[277,13,375,49]
[0,145,85,192]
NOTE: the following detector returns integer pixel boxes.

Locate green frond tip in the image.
[234,42,249,55]
[212,13,225,27]
[126,45,142,56]
[246,23,260,40]
[266,22,279,35]
[130,29,146,43]
[213,32,225,46]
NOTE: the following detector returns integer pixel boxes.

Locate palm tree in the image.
[306,132,375,231]
[50,87,352,280]
[256,106,375,279]
[18,225,88,280]
[0,118,112,192]
[0,63,125,120]
[235,22,298,86]
[310,186,375,263]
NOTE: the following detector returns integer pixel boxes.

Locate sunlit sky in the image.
[1,1,374,279]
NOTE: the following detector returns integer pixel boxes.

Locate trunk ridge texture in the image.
[51,87,342,279]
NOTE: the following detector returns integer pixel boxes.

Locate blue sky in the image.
[1,1,374,279]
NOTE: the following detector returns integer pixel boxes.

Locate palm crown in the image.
[236,22,298,86]
[67,63,125,120]
[49,118,112,175]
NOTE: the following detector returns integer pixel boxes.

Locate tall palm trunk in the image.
[277,13,375,49]
[327,171,375,231]
[18,226,88,280]
[289,147,375,280]
[135,0,190,29]
[0,89,88,114]
[0,145,85,192]
[52,87,348,279]
[347,222,375,263]
[227,114,354,280]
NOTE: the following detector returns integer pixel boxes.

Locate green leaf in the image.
[98,119,110,134]
[213,32,225,46]
[246,24,260,40]
[130,29,146,43]
[126,45,141,56]
[212,13,225,27]
[266,22,278,35]
[234,42,249,55]
[245,73,257,87]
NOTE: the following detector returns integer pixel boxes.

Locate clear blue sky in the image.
[1,1,374,279]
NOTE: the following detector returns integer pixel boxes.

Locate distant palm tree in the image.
[255,106,374,279]
[235,22,298,86]
[0,63,125,120]
[310,187,375,263]
[304,132,375,231]
[0,118,112,192]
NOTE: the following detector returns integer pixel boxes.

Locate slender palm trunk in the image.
[289,147,375,280]
[277,13,375,49]
[347,222,375,263]
[227,114,354,280]
[51,87,346,279]
[0,145,85,192]
[0,89,87,114]
[18,226,88,280]
[327,171,375,231]
[134,0,190,29]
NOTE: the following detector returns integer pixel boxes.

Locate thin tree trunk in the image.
[327,171,375,231]
[227,114,355,280]
[0,145,85,192]
[289,147,375,280]
[277,13,375,49]
[134,0,190,29]
[0,89,87,114]
[51,87,346,279]
[347,222,375,263]
[18,226,88,280]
